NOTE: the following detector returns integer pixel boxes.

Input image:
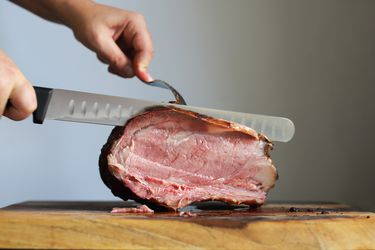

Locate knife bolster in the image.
[32,86,53,124]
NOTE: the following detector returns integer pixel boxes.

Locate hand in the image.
[0,50,37,121]
[64,2,154,82]
[10,0,154,82]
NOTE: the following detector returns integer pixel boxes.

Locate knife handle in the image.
[32,86,53,124]
[4,86,52,124]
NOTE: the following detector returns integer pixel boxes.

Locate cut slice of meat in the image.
[111,205,154,214]
[99,106,277,211]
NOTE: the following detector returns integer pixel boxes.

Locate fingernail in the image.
[137,64,153,82]
[139,71,154,83]
[145,73,154,82]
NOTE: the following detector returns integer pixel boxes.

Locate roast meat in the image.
[99,106,277,211]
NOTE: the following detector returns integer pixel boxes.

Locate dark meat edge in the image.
[100,126,170,211]
[99,106,276,211]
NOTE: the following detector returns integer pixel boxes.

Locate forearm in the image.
[10,0,154,82]
[10,0,95,28]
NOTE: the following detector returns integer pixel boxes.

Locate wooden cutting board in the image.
[0,201,374,249]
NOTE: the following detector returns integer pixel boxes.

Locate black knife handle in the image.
[32,86,53,124]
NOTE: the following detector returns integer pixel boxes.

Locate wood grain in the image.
[0,201,374,249]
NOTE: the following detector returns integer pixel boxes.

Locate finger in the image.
[132,31,154,82]
[108,64,135,78]
[95,35,134,77]
[0,82,12,116]
[136,69,153,83]
[96,54,106,64]
[4,105,30,121]
[4,82,37,121]
[133,48,154,82]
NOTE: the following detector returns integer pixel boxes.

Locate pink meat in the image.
[99,106,277,211]
[111,205,154,214]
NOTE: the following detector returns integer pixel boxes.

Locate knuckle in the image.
[17,78,29,90]
[109,54,125,68]
[0,72,14,94]
[131,13,145,22]
[0,81,7,94]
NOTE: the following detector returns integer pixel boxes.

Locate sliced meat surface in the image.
[99,106,277,211]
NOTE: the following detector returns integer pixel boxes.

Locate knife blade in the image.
[32,86,295,142]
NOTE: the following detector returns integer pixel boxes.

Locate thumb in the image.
[133,50,154,83]
[4,81,37,121]
[131,29,154,82]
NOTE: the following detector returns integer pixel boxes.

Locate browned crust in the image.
[150,106,268,140]
[99,106,275,211]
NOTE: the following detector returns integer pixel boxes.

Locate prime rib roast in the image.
[99,106,277,211]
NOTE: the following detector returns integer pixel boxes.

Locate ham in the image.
[99,106,277,211]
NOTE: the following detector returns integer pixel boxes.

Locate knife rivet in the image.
[68,99,75,115]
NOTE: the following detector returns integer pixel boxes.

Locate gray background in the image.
[1,0,374,210]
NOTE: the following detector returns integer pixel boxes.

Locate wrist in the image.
[48,0,97,28]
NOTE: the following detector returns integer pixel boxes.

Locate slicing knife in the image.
[31,86,295,142]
